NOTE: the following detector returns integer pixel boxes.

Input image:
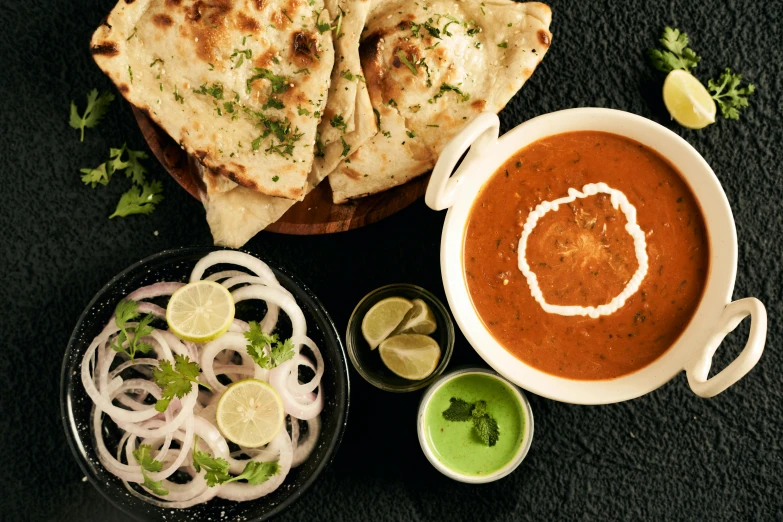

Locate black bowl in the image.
[60,247,350,521]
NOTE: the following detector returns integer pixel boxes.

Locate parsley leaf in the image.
[244,321,295,370]
[69,89,115,142]
[152,354,211,412]
[442,397,473,421]
[708,68,756,120]
[109,180,164,219]
[442,397,500,447]
[648,26,700,73]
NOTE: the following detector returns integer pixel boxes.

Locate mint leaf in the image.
[442,397,473,421]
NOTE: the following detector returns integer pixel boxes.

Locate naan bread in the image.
[90,0,334,201]
[201,0,377,246]
[329,0,553,203]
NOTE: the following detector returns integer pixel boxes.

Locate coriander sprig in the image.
[110,300,154,361]
[707,68,756,120]
[244,321,295,370]
[648,26,755,123]
[133,444,168,496]
[69,89,115,142]
[152,354,212,412]
[193,438,280,487]
[442,397,500,446]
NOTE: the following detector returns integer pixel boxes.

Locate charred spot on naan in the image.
[537,29,551,47]
[153,13,174,28]
[236,12,260,32]
[254,48,279,68]
[290,31,319,68]
[91,42,119,57]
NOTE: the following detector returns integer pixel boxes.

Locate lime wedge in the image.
[379,334,441,380]
[216,379,284,448]
[662,69,716,129]
[394,298,437,335]
[361,297,413,350]
[166,280,235,343]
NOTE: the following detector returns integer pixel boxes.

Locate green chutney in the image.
[423,373,526,476]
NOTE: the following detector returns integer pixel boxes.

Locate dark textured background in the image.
[1,1,781,520]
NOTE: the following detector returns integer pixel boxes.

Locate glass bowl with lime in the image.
[346,284,455,392]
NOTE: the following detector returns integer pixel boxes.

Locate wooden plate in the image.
[133,108,429,235]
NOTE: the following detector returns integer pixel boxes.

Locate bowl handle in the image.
[425,112,500,211]
[686,297,767,398]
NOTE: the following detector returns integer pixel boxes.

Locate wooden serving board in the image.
[133,108,429,235]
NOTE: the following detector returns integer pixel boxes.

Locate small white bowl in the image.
[417,367,534,483]
[425,109,767,404]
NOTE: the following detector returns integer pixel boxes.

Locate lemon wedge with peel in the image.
[394,298,437,335]
[166,280,235,343]
[379,334,441,380]
[216,379,284,448]
[361,297,413,349]
[662,69,717,129]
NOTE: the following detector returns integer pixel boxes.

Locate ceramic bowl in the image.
[425,109,767,404]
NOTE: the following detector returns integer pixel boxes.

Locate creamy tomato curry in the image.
[464,131,710,380]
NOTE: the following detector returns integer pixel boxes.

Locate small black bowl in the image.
[60,246,350,521]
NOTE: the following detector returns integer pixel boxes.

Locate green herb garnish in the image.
[648,27,700,73]
[707,68,756,120]
[246,68,289,94]
[442,397,499,446]
[193,82,225,100]
[244,321,295,370]
[133,444,168,496]
[152,354,211,412]
[396,50,418,75]
[69,89,115,142]
[193,442,280,487]
[110,299,154,361]
[110,180,164,218]
[330,114,348,133]
[340,136,350,157]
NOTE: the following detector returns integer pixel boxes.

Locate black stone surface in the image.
[1,1,781,520]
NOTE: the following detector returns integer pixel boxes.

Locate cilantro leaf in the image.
[124,149,149,185]
[263,96,285,110]
[247,68,289,94]
[133,444,163,473]
[69,89,115,142]
[244,321,295,369]
[152,354,210,412]
[110,300,154,360]
[109,180,164,219]
[708,68,756,120]
[193,448,231,487]
[648,26,700,73]
[226,461,280,485]
[80,164,112,188]
[330,114,347,133]
[142,472,169,496]
[395,50,418,75]
[473,414,499,446]
[133,444,168,496]
[442,397,473,421]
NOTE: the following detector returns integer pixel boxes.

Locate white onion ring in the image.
[287,336,324,395]
[218,429,293,501]
[292,416,321,468]
[127,282,185,301]
[190,251,279,286]
[200,333,266,392]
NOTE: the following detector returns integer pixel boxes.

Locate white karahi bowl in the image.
[426,109,767,405]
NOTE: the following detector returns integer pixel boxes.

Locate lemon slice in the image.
[216,379,284,448]
[166,280,235,343]
[662,70,716,129]
[378,334,441,380]
[361,297,413,350]
[394,298,437,335]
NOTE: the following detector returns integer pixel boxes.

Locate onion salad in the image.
[80,251,325,508]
